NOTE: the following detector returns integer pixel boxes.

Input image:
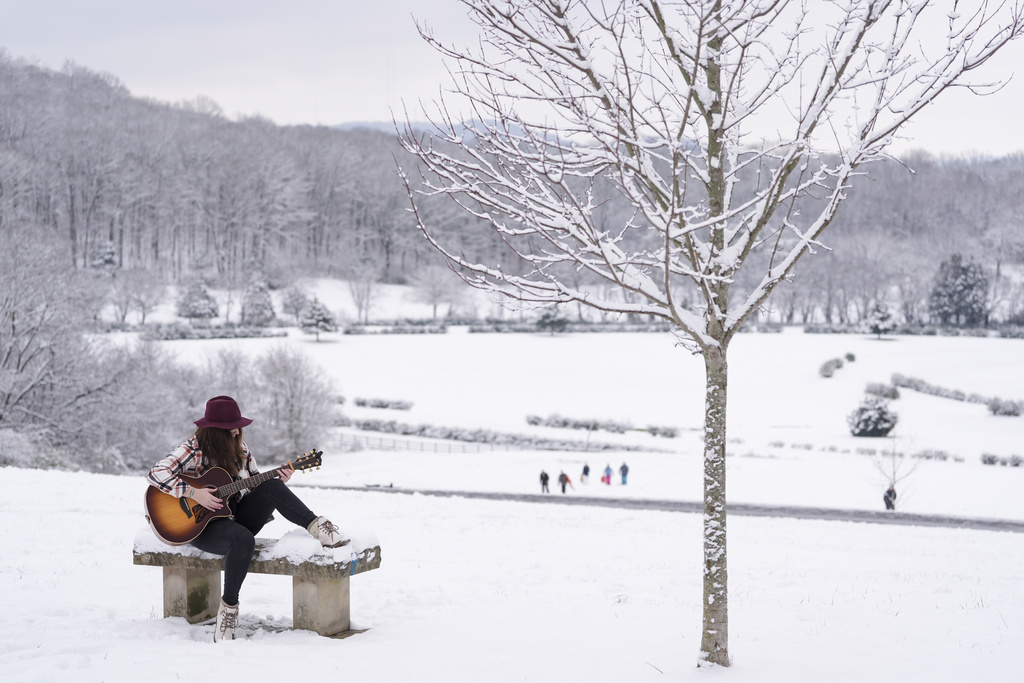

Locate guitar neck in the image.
[215,465,286,498]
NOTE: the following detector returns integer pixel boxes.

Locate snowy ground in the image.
[4,290,1024,681]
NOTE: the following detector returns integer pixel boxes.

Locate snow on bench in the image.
[133,528,382,637]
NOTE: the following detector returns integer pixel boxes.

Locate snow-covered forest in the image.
[1,48,1024,469]
[1,51,1023,324]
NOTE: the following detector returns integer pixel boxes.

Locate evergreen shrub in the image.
[847,397,898,437]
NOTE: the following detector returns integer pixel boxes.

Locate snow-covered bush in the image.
[536,311,569,334]
[866,304,896,338]
[176,281,219,321]
[865,382,900,400]
[988,398,1022,417]
[911,449,951,462]
[645,425,679,438]
[241,278,275,326]
[981,454,1024,467]
[847,397,898,437]
[819,358,844,378]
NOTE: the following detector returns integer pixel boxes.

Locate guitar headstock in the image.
[292,449,323,473]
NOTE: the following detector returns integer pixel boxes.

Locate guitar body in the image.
[144,449,322,546]
[144,467,237,545]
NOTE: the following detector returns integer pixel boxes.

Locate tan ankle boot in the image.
[214,599,239,642]
[307,516,350,548]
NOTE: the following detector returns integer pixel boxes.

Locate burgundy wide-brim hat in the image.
[194,395,253,430]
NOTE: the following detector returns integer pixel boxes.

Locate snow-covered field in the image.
[4,292,1024,681]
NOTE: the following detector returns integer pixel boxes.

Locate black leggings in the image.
[190,478,319,605]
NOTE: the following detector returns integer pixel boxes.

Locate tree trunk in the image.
[700,343,729,666]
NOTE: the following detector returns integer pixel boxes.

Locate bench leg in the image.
[163,566,221,623]
[293,575,350,636]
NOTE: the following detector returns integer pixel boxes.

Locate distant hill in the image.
[332,121,402,134]
[332,121,437,136]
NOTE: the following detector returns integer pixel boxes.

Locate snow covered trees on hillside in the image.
[0,227,140,463]
[401,0,1024,666]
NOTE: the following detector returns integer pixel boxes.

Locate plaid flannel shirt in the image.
[147,436,259,498]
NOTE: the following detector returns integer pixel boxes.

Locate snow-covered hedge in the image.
[525,414,678,438]
[527,414,630,433]
[997,326,1024,339]
[354,398,414,411]
[344,324,447,335]
[981,453,1024,466]
[804,323,995,337]
[891,374,1022,414]
[468,321,673,334]
[865,382,900,400]
[343,418,653,452]
[140,323,288,341]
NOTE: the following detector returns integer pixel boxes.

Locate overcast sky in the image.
[3,0,1024,157]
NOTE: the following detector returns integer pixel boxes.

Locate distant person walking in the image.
[619,462,629,485]
[581,463,590,484]
[602,464,613,485]
[540,470,550,494]
[884,484,897,510]
[558,471,574,494]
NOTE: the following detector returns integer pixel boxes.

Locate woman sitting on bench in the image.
[147,395,347,642]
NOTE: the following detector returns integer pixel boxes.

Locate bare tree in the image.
[129,271,167,325]
[409,262,468,319]
[253,346,335,456]
[348,259,382,324]
[0,227,111,443]
[400,0,1024,666]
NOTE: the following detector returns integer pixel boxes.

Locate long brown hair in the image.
[195,427,245,475]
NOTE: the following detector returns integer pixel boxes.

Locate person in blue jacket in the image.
[619,462,629,485]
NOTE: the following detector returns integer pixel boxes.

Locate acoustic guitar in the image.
[144,449,323,545]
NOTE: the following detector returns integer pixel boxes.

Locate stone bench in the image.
[133,536,382,637]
